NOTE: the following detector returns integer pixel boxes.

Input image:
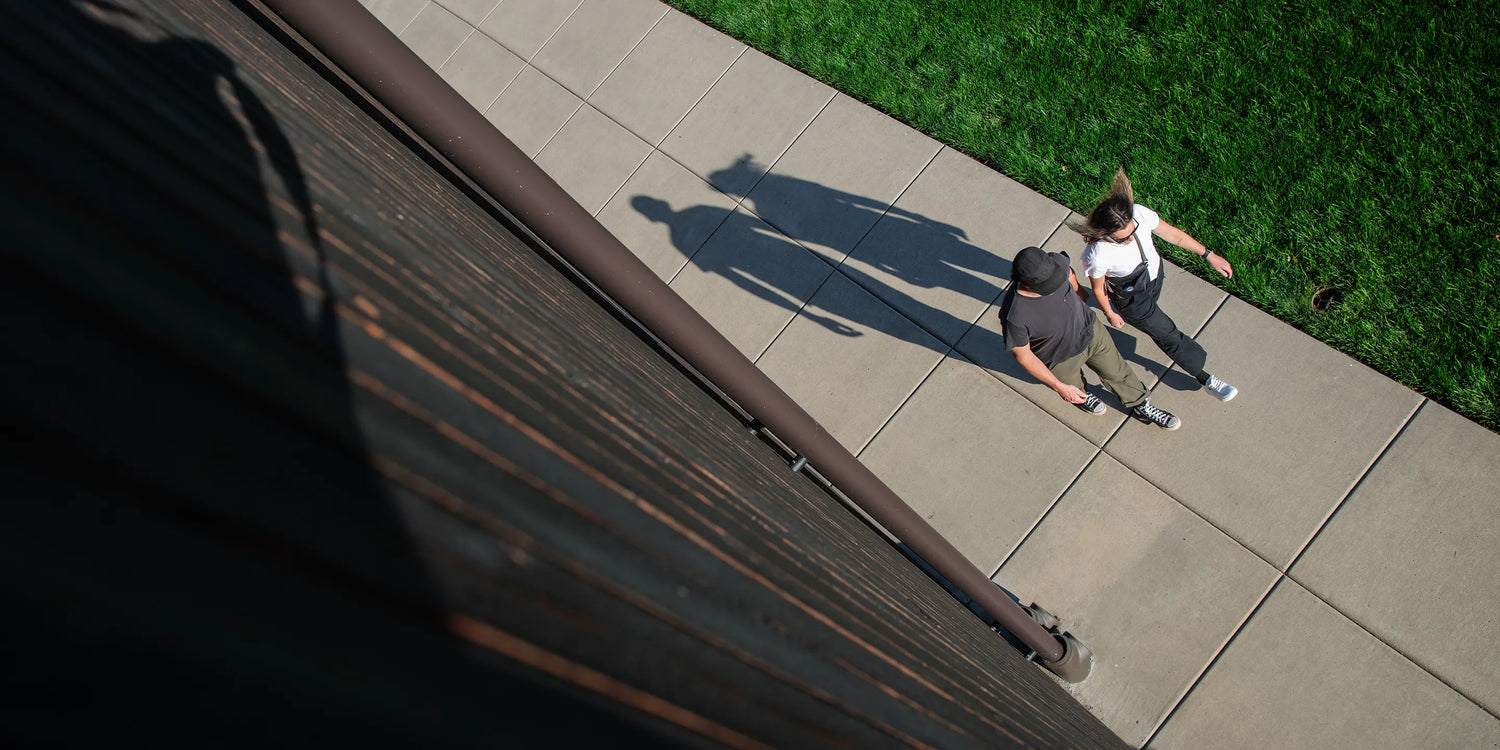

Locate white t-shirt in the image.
[1082,204,1162,281]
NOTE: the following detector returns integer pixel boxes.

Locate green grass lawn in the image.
[666,0,1500,429]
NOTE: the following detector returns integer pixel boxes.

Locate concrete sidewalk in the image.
[367,1,1500,746]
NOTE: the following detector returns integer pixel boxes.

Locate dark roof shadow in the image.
[2,3,666,744]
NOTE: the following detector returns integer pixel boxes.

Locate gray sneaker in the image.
[1132,400,1181,430]
[1204,374,1238,402]
[1077,393,1106,415]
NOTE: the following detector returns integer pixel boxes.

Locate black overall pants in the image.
[1111,269,1209,383]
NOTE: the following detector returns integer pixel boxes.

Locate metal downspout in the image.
[253,0,1088,680]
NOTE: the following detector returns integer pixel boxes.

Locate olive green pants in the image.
[1049,311,1148,409]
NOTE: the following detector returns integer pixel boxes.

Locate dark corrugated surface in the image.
[0,1,1122,747]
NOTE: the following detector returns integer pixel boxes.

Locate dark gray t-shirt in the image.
[999,282,1095,368]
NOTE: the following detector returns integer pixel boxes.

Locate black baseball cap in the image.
[1012,246,1069,295]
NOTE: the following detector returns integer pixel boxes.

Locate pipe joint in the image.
[1039,631,1092,683]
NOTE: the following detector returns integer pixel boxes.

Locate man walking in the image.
[1001,246,1180,430]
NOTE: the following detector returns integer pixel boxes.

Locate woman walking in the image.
[1072,169,1238,401]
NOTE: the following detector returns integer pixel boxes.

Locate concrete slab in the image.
[667,207,833,359]
[952,227,1137,446]
[362,0,426,34]
[1150,581,1500,749]
[857,356,1097,573]
[597,151,737,281]
[840,148,1070,346]
[398,2,473,69]
[477,0,583,61]
[1291,401,1500,715]
[533,105,652,215]
[1104,297,1423,569]
[589,10,744,146]
[483,66,582,159]
[995,455,1279,747]
[658,48,835,197]
[755,273,946,453]
[742,94,942,265]
[436,30,524,113]
[435,0,500,26]
[529,0,666,98]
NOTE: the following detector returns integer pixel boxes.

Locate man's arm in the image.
[1089,274,1124,328]
[1154,220,1233,279]
[1011,345,1087,404]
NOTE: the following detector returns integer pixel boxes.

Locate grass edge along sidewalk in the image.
[664,0,1500,431]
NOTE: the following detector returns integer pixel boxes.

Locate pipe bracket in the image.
[1025,602,1061,632]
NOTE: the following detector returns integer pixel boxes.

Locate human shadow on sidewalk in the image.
[633,154,1015,354]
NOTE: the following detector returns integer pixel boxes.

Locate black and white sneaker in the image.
[1132,400,1181,430]
[1203,374,1238,402]
[1077,393,1106,415]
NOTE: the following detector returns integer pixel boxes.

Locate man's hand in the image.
[1012,345,1084,403]
[1054,383,1087,404]
[1106,311,1125,328]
